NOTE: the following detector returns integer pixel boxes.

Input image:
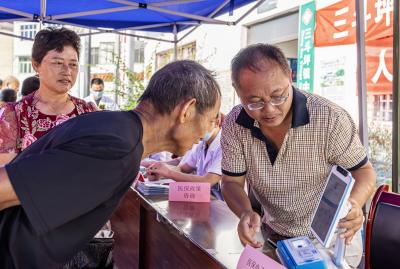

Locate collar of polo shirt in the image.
[236,86,310,130]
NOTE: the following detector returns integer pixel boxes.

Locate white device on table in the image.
[310,165,354,268]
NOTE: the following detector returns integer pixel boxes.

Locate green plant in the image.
[111,53,145,111]
[120,69,145,110]
[368,122,392,186]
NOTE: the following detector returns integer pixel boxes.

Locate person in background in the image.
[1,76,20,93]
[221,44,376,268]
[0,60,221,268]
[84,78,119,111]
[0,79,3,88]
[147,114,223,200]
[0,89,17,105]
[21,75,40,97]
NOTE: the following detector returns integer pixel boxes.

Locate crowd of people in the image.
[0,26,376,269]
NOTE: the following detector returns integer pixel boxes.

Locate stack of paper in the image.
[137,179,175,195]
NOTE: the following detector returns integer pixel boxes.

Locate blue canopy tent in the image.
[0,0,264,48]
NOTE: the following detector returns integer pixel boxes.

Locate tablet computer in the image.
[310,165,354,248]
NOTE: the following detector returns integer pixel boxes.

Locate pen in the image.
[267,238,278,249]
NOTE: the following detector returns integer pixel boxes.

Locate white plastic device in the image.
[310,165,355,248]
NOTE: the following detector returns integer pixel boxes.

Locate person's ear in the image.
[218,113,224,127]
[32,60,40,74]
[178,98,197,123]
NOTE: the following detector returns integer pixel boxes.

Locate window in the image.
[178,42,196,61]
[156,50,173,70]
[18,56,33,74]
[373,94,393,122]
[99,42,115,64]
[20,24,37,40]
[91,47,99,65]
[156,42,196,70]
[134,41,145,63]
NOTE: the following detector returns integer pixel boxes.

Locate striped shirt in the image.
[221,88,367,237]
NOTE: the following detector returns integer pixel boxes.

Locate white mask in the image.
[91,90,103,100]
[202,129,214,142]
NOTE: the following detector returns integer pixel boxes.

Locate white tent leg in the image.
[173,24,178,61]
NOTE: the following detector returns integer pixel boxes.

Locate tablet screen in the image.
[311,173,347,242]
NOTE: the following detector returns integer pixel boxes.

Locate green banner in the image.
[297,0,315,93]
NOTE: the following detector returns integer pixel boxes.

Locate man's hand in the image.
[140,160,155,168]
[146,162,172,180]
[237,210,262,248]
[338,198,364,244]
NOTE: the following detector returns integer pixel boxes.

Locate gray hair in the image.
[139,60,221,115]
[231,43,291,89]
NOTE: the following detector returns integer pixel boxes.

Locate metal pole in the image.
[0,30,33,40]
[355,0,368,147]
[115,34,121,104]
[393,0,399,193]
[84,29,91,98]
[173,24,178,61]
[40,0,46,20]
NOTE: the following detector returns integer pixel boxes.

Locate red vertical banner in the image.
[365,0,393,94]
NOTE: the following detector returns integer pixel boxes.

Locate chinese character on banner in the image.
[374,0,393,26]
[303,68,311,80]
[333,6,351,39]
[303,54,311,66]
[302,81,311,92]
[304,40,312,53]
[366,37,393,93]
[315,0,356,46]
[371,48,393,83]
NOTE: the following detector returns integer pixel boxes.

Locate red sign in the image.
[315,0,393,93]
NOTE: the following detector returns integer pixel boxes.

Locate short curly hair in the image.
[32,27,81,64]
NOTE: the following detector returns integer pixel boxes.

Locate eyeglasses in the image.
[245,84,291,111]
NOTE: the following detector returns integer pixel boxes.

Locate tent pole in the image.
[178,0,232,43]
[393,0,400,193]
[0,6,32,19]
[173,24,178,61]
[110,0,229,25]
[40,0,46,20]
[355,0,368,147]
[114,31,174,43]
[235,0,265,25]
[84,29,92,98]
[115,34,121,104]
[0,30,33,40]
